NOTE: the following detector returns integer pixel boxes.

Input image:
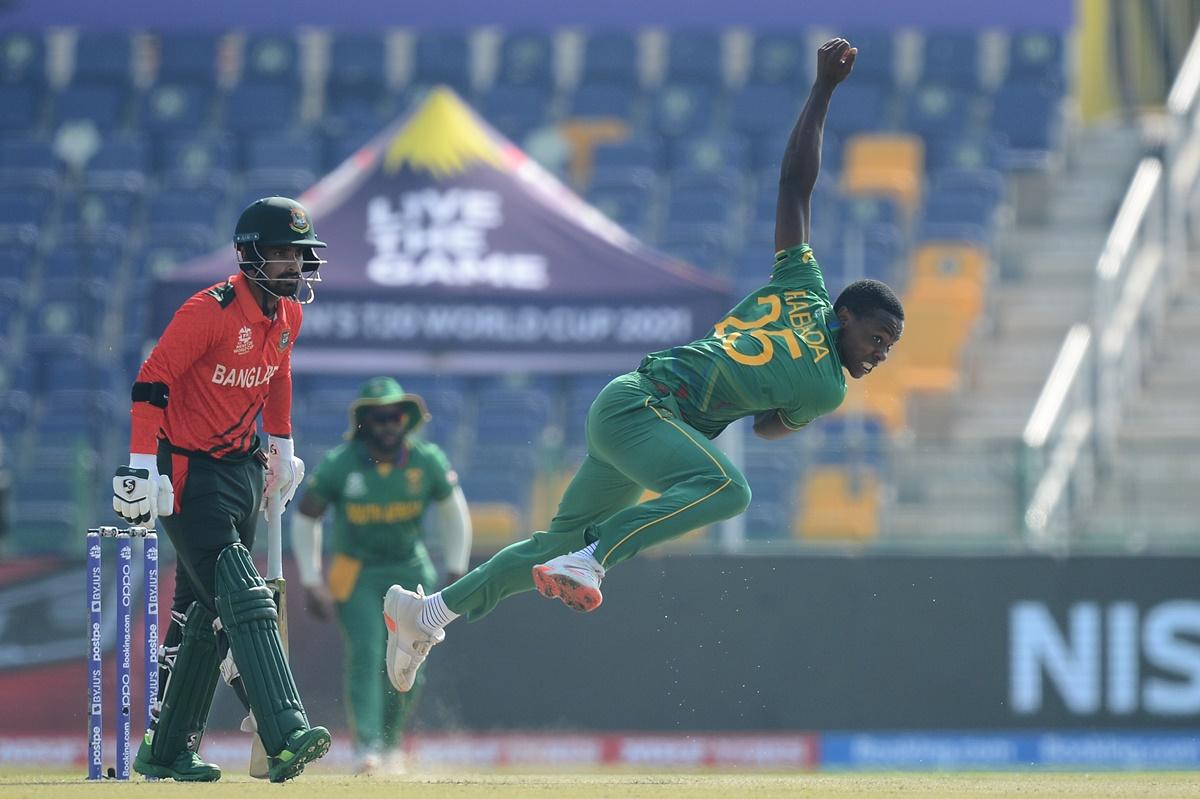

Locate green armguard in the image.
[149,602,221,762]
[214,544,308,755]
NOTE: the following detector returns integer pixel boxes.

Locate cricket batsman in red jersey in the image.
[112,197,332,782]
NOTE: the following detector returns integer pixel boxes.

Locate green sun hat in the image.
[346,376,430,439]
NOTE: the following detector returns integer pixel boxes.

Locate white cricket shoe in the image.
[531,551,606,612]
[383,585,444,692]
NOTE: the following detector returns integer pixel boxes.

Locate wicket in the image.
[86,526,158,781]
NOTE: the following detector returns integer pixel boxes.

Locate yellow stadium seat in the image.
[795,467,881,542]
[887,303,977,393]
[841,133,924,216]
[839,363,909,433]
[911,242,989,287]
[558,119,631,188]
[468,503,523,555]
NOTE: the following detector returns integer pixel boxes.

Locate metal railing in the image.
[1021,24,1200,551]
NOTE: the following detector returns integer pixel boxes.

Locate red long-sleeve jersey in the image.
[130,273,302,457]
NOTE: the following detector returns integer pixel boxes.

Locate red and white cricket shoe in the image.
[532,552,606,612]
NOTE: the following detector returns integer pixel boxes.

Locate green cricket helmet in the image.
[346,376,431,439]
[234,196,326,303]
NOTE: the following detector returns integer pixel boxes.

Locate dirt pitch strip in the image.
[3,770,1200,798]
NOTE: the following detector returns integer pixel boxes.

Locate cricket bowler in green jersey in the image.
[384,37,905,693]
[291,377,471,773]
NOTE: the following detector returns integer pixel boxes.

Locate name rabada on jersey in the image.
[783,290,830,363]
[210,363,279,388]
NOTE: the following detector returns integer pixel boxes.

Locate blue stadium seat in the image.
[73,33,134,87]
[474,389,552,448]
[320,113,384,172]
[146,188,223,230]
[156,169,231,218]
[749,31,810,86]
[565,83,639,120]
[411,32,472,94]
[52,84,129,130]
[139,225,221,279]
[0,33,45,86]
[924,131,1005,173]
[665,31,724,85]
[836,223,902,285]
[839,194,901,231]
[930,167,1005,210]
[840,30,895,87]
[420,388,464,448]
[579,32,639,86]
[823,85,889,136]
[728,84,802,139]
[158,129,236,175]
[141,83,215,132]
[222,84,300,132]
[666,132,749,173]
[60,190,140,235]
[921,31,980,89]
[0,224,38,283]
[497,31,555,88]
[900,84,973,138]
[28,334,100,393]
[592,137,661,174]
[245,130,322,174]
[154,32,222,84]
[0,390,31,434]
[327,33,388,94]
[0,135,60,174]
[665,188,737,228]
[0,187,53,227]
[991,85,1059,155]
[36,280,113,340]
[657,221,731,272]
[38,390,120,443]
[459,446,536,505]
[478,85,550,141]
[587,183,654,236]
[88,132,151,178]
[1005,31,1064,89]
[669,167,745,205]
[8,502,77,554]
[242,34,300,86]
[0,86,40,131]
[650,84,716,139]
[234,172,313,215]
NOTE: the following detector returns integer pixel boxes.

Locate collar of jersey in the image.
[357,438,411,468]
[231,272,283,325]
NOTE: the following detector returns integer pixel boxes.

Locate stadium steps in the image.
[889,122,1144,544]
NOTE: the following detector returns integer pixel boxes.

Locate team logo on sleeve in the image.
[288,208,311,234]
[278,330,291,351]
[234,326,254,355]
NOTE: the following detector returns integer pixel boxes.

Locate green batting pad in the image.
[149,602,221,763]
[214,544,308,755]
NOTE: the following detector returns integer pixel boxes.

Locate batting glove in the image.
[262,435,305,511]
[113,453,174,525]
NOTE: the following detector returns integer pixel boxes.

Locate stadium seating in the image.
[0,25,1066,550]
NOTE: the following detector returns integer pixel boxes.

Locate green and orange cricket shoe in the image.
[268,726,332,783]
[132,733,221,782]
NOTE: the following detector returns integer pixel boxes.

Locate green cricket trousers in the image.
[443,371,751,621]
[333,552,436,751]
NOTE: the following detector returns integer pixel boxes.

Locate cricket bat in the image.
[249,492,288,778]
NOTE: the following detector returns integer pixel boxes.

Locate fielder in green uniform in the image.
[384,37,903,693]
[291,377,471,774]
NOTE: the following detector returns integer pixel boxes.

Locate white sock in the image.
[575,541,599,563]
[419,591,459,633]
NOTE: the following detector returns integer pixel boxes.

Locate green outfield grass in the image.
[3,771,1200,798]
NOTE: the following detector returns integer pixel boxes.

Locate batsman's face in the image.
[836,307,902,379]
[259,245,304,297]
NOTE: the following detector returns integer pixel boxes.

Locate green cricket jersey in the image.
[638,243,846,438]
[304,438,457,561]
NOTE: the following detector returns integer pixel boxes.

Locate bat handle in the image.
[266,492,284,583]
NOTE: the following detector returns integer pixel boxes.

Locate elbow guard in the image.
[132,381,170,408]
